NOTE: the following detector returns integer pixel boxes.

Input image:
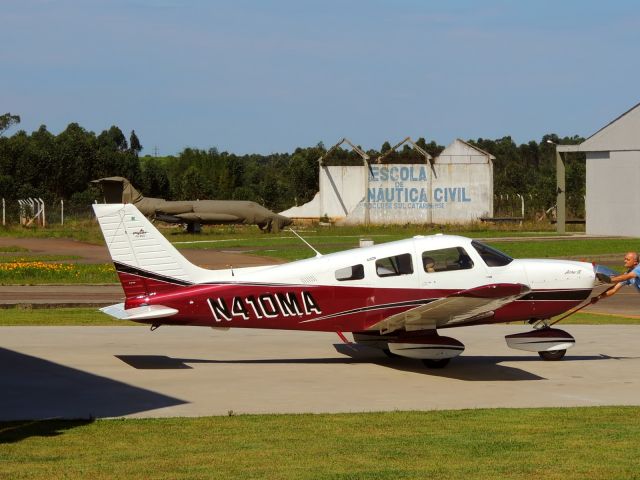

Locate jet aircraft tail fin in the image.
[93,203,208,297]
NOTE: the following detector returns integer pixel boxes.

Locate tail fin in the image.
[93,203,207,297]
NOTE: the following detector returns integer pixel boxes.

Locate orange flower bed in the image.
[0,261,75,272]
[0,260,116,283]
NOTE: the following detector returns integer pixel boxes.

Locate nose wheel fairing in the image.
[505,327,575,354]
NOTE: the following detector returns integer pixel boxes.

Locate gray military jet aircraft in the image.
[91,176,292,233]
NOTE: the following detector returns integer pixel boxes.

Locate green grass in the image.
[0,307,136,326]
[0,253,81,262]
[490,238,640,261]
[0,263,117,285]
[1,407,638,479]
[0,219,104,244]
[557,312,640,324]
[0,245,29,252]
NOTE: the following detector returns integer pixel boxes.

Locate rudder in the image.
[93,203,206,297]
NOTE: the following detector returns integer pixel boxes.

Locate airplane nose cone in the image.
[264,214,293,232]
[593,263,619,284]
[278,214,293,227]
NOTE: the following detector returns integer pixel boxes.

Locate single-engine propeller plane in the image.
[95,203,608,368]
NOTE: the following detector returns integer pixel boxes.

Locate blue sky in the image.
[1,0,639,155]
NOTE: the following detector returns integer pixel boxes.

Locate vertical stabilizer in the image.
[93,203,206,296]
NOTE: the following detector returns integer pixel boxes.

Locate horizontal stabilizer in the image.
[100,303,179,321]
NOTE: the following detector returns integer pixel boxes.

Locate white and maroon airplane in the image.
[94,203,604,368]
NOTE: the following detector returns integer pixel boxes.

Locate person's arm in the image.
[610,271,637,283]
[592,282,624,303]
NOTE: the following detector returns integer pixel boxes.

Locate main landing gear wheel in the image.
[538,349,567,361]
[422,358,451,369]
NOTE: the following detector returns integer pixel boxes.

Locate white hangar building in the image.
[281,139,495,225]
[557,102,640,237]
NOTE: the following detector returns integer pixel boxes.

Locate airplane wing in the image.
[370,283,530,333]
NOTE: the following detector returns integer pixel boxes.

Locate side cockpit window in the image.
[421,247,474,273]
[335,264,365,281]
[375,253,414,277]
[471,240,513,267]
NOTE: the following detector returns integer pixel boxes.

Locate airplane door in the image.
[417,245,481,291]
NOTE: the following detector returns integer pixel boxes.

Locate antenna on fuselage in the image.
[288,228,322,257]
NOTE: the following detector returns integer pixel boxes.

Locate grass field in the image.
[0,307,136,326]
[0,245,29,253]
[0,253,80,262]
[0,219,104,244]
[1,407,638,479]
[0,262,117,285]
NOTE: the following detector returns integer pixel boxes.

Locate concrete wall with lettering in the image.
[279,139,494,224]
[347,164,434,224]
[319,165,367,218]
[431,163,493,223]
[280,166,366,219]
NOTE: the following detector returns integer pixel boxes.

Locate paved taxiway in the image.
[2,324,639,420]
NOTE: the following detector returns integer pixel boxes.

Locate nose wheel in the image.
[538,349,567,361]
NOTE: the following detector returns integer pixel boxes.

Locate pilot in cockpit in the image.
[423,256,436,273]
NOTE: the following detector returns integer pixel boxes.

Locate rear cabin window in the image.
[335,264,365,281]
[375,253,414,277]
[421,247,474,273]
[471,240,513,267]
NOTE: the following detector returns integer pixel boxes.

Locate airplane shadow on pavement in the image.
[116,353,544,380]
[116,347,633,382]
[0,347,187,429]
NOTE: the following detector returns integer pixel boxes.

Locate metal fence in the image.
[493,193,585,222]
[1,198,96,227]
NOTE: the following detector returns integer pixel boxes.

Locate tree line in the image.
[0,114,585,220]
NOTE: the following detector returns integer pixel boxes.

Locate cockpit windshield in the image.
[471,240,513,267]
